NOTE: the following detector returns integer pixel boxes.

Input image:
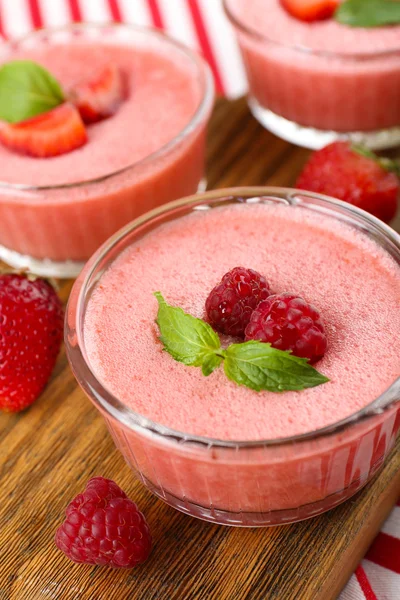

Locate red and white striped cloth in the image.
[0,1,398,598]
[0,0,247,97]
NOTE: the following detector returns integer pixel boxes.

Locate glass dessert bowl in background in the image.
[66,187,400,527]
[0,23,213,278]
[224,0,400,150]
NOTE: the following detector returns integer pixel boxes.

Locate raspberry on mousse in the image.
[205,267,271,337]
[245,292,327,363]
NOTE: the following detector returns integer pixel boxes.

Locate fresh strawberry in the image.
[0,274,63,412]
[296,142,399,223]
[280,0,340,22]
[70,66,125,124]
[0,103,87,158]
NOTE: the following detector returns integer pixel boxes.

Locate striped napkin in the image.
[0,1,398,598]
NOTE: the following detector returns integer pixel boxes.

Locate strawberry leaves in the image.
[352,145,400,178]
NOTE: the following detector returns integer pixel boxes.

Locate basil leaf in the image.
[0,60,65,123]
[154,292,224,376]
[335,0,400,28]
[154,294,329,392]
[224,341,329,393]
[201,353,224,377]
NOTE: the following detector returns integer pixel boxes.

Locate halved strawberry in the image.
[0,103,87,158]
[70,66,125,124]
[280,0,340,22]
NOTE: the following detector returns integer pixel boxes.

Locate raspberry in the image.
[55,477,152,568]
[205,267,271,337]
[245,293,327,363]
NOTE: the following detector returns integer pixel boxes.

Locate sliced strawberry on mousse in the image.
[71,66,125,124]
[280,0,340,22]
[0,103,87,158]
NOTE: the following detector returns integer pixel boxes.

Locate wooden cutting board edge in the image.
[321,458,400,600]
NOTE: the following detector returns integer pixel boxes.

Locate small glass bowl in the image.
[66,187,400,527]
[224,0,400,150]
[0,23,214,278]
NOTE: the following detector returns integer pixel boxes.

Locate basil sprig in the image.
[155,293,329,393]
[0,60,64,123]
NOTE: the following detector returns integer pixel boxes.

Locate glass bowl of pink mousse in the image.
[0,23,214,278]
[66,187,400,527]
[224,0,400,150]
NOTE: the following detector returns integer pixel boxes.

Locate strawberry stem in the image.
[351,144,400,178]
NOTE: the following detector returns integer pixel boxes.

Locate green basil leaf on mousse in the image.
[155,293,329,392]
[335,0,400,28]
[0,60,65,124]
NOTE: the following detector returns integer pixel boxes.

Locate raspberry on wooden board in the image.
[55,477,152,568]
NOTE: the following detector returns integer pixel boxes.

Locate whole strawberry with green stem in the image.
[0,273,63,412]
[296,142,399,223]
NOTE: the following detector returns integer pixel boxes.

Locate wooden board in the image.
[1,97,399,600]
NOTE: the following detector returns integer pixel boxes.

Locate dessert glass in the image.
[66,187,400,527]
[0,23,214,278]
[224,0,400,150]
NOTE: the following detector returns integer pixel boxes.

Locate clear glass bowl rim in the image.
[223,0,400,60]
[65,186,400,450]
[0,22,214,192]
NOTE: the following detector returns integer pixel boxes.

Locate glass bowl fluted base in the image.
[0,243,85,278]
[135,463,383,527]
[0,179,208,279]
[249,97,400,151]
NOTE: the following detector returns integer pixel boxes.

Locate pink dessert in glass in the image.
[0,24,213,277]
[224,0,400,150]
[67,188,400,526]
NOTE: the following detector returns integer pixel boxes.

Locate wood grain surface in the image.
[1,97,399,600]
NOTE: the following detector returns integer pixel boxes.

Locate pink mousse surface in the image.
[0,42,201,187]
[84,203,400,441]
[84,205,400,440]
[228,0,400,54]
